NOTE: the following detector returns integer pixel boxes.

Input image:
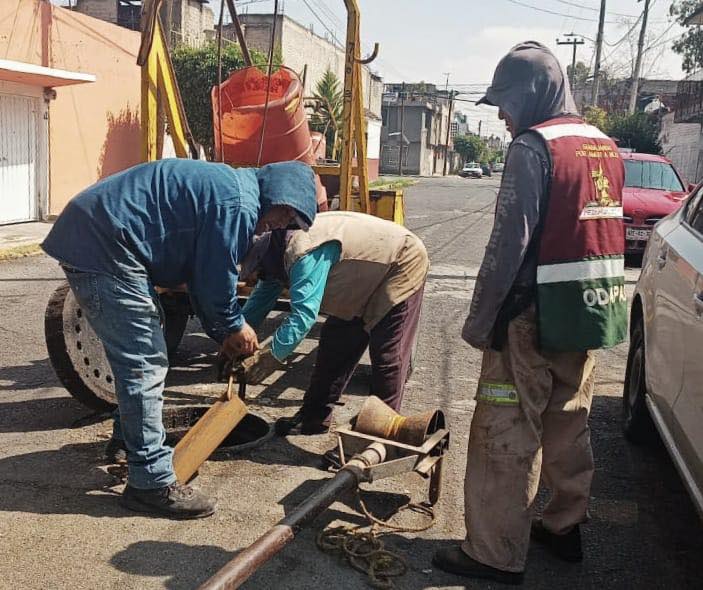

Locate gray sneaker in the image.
[121,483,216,519]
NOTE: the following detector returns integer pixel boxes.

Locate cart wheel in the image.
[45,282,117,411]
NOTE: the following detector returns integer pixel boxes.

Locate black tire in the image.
[622,317,657,444]
[45,282,116,413]
[45,285,193,412]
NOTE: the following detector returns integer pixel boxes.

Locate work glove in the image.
[239,346,285,385]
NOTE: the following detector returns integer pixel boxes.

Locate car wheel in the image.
[622,317,657,444]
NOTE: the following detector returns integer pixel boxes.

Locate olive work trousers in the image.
[462,307,596,572]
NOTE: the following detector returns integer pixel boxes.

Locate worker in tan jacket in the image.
[237,211,429,434]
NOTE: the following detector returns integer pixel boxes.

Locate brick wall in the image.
[75,0,117,24]
[177,0,214,47]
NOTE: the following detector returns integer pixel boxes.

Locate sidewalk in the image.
[0,221,52,260]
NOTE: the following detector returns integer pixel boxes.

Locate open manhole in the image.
[163,406,273,453]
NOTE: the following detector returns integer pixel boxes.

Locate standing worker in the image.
[236,211,429,434]
[42,159,317,519]
[433,42,626,584]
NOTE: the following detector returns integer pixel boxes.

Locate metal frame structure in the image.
[138,0,198,161]
[138,0,377,214]
[311,0,378,214]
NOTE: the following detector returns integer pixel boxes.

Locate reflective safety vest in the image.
[530,117,627,351]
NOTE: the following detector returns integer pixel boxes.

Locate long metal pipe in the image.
[198,442,387,590]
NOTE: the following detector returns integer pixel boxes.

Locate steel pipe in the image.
[198,442,387,590]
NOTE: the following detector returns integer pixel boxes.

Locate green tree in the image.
[606,112,662,154]
[309,68,343,159]
[567,61,591,89]
[583,106,608,131]
[453,134,486,163]
[670,1,703,73]
[171,42,267,158]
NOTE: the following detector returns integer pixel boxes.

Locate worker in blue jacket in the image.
[42,159,317,519]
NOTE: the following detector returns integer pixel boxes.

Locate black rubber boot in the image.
[531,519,583,562]
[275,410,329,436]
[432,546,524,585]
[121,483,216,519]
[104,438,127,465]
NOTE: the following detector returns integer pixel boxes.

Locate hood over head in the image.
[477,41,577,134]
[256,161,317,229]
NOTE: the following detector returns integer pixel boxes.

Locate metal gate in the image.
[0,93,39,224]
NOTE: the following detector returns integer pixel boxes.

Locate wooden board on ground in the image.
[172,379,248,483]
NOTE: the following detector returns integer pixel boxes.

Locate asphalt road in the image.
[0,176,701,589]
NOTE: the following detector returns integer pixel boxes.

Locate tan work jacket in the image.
[285,211,429,331]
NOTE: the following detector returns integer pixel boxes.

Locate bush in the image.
[171,42,269,158]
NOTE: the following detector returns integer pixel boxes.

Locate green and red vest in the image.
[530,116,627,351]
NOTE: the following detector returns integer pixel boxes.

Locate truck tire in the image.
[45,282,117,411]
[44,283,192,412]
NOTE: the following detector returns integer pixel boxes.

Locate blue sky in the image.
[52,0,689,137]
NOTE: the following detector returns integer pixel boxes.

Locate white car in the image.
[624,182,703,517]
[459,162,482,178]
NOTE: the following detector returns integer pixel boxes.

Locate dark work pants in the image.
[301,286,424,426]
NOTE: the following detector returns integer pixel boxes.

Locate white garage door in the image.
[0,94,39,224]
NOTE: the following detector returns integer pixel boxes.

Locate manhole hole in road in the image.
[163,407,273,453]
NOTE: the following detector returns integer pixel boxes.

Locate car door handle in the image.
[695,293,703,317]
[656,251,668,269]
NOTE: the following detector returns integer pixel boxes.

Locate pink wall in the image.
[0,0,142,215]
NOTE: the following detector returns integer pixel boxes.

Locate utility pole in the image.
[478,120,482,137]
[557,34,585,88]
[443,72,451,92]
[442,91,455,176]
[628,0,651,114]
[398,82,406,177]
[592,0,606,105]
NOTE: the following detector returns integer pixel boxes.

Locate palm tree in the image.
[310,68,343,160]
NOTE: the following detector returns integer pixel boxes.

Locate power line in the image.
[552,0,646,19]
[505,0,664,25]
[299,0,344,48]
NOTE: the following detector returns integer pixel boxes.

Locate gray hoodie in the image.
[462,41,577,350]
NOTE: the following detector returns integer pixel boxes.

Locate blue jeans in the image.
[63,268,175,490]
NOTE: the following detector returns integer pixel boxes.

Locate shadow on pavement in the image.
[0,395,96,433]
[110,540,235,590]
[0,442,133,518]
[0,357,58,391]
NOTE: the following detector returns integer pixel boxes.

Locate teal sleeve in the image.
[242,280,284,329]
[271,242,341,361]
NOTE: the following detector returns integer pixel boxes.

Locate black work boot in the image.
[432,546,524,585]
[531,519,583,562]
[104,438,127,464]
[275,410,329,436]
[121,483,216,519]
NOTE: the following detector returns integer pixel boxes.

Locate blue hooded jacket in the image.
[42,158,317,343]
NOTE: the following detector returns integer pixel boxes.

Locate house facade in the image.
[0,0,142,223]
[380,83,456,176]
[73,0,214,46]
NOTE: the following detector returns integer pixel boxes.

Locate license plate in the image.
[626,227,651,241]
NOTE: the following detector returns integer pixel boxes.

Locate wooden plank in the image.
[172,381,248,483]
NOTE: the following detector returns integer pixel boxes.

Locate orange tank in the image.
[212,66,327,210]
[212,66,313,166]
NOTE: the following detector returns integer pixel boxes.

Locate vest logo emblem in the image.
[580,165,623,220]
[583,284,627,307]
